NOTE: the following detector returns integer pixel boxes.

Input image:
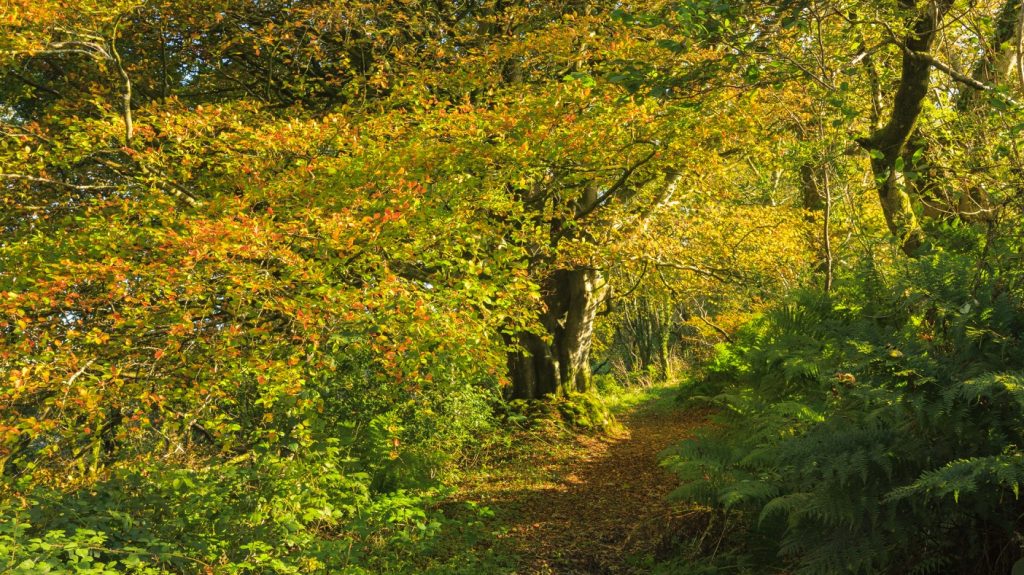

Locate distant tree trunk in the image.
[800,162,825,212]
[613,297,676,380]
[822,167,833,293]
[799,159,833,292]
[952,0,1019,222]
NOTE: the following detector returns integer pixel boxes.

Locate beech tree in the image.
[1,1,817,501]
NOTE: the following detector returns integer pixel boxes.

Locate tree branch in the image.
[8,70,63,97]
[637,256,740,284]
[575,147,659,220]
[906,49,996,92]
[111,16,133,146]
[0,173,117,190]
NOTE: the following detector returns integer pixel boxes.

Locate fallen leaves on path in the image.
[459,399,712,574]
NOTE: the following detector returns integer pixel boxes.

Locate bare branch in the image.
[692,300,734,343]
[45,40,111,60]
[0,173,117,190]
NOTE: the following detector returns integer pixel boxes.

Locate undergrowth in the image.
[660,227,1024,574]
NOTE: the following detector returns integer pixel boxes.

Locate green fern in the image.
[888,454,1024,504]
[663,232,1024,574]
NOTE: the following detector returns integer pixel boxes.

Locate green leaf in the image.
[563,72,596,87]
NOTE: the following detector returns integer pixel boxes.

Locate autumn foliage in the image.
[5,0,1021,573]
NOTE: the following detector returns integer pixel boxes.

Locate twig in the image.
[66,358,97,387]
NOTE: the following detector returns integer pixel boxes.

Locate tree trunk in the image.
[799,162,825,212]
[508,268,608,399]
[857,0,955,256]
[505,160,676,399]
[905,0,1021,224]
[957,0,1023,112]
[614,297,675,380]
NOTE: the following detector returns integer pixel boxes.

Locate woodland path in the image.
[457,388,712,574]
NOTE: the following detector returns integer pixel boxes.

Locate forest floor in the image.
[441,383,714,575]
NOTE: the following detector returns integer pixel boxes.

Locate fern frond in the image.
[887,454,1024,503]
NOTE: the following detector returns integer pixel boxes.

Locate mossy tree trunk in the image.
[508,268,608,399]
[857,0,955,256]
[507,169,679,399]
